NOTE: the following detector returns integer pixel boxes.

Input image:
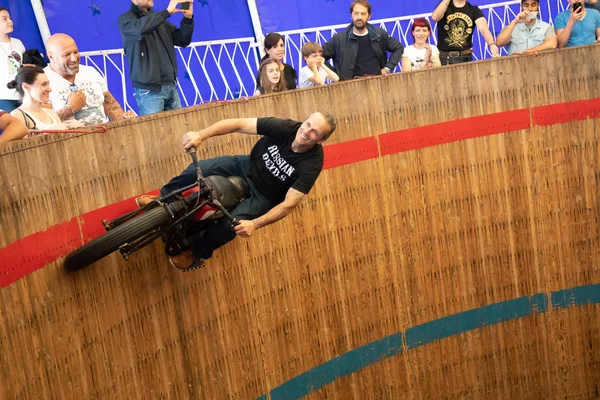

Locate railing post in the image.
[29,0,52,46]
[246,0,265,57]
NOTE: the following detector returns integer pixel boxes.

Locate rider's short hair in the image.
[320,112,337,139]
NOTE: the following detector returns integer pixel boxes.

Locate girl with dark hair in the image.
[256,33,297,90]
[7,66,82,131]
[401,18,441,71]
[254,58,288,95]
[0,7,26,112]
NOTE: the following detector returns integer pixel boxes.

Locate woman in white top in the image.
[8,66,82,133]
[0,7,26,112]
[401,18,442,72]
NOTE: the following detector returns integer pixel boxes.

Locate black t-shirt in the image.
[353,34,381,77]
[437,1,484,52]
[255,62,298,90]
[249,118,324,202]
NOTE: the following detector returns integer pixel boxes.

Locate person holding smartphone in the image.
[118,0,195,116]
[555,0,600,48]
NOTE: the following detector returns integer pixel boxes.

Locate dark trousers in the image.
[440,54,473,66]
[161,155,276,259]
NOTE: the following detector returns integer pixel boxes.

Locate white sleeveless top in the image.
[19,108,62,130]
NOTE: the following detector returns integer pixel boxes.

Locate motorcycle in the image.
[63,148,248,272]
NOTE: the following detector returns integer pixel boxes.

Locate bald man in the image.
[44,34,134,126]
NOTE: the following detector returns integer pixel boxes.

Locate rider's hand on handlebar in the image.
[234,220,256,238]
[182,131,204,150]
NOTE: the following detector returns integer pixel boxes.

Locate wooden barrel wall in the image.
[0,45,599,399]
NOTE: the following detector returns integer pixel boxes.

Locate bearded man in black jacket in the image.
[118,0,194,115]
[322,0,404,80]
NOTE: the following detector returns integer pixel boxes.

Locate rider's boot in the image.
[135,195,159,208]
[169,249,205,272]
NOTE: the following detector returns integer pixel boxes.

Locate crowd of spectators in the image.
[0,0,599,144]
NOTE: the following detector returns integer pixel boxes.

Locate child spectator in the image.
[0,7,26,112]
[555,0,600,48]
[256,33,297,90]
[401,18,441,71]
[298,42,339,88]
[8,66,82,131]
[254,58,288,95]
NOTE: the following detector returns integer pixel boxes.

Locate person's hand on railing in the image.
[489,43,500,58]
[121,111,136,120]
[66,120,85,129]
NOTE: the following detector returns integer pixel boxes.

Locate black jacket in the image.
[322,23,404,81]
[118,4,194,91]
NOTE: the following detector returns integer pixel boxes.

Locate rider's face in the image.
[296,113,330,147]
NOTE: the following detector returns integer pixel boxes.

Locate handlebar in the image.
[186,146,240,226]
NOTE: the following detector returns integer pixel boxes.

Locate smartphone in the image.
[573,2,582,11]
[180,1,191,10]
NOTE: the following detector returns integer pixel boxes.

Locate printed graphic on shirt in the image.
[444,13,474,48]
[262,145,295,182]
[54,81,107,125]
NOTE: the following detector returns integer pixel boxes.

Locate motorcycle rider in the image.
[137,113,336,271]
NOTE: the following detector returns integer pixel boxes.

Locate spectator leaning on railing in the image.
[44,34,134,126]
[555,0,600,48]
[0,109,27,144]
[8,66,83,132]
[256,33,298,90]
[322,0,403,80]
[119,0,195,116]
[298,42,339,88]
[496,0,557,55]
[254,58,288,95]
[432,0,500,65]
[401,18,441,72]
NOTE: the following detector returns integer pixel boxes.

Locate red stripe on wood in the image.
[0,190,160,288]
[379,109,531,156]
[0,100,597,287]
[80,190,159,242]
[0,218,81,288]
[323,136,379,170]
[532,98,600,126]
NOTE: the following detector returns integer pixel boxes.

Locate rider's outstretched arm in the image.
[184,118,258,149]
[234,188,305,237]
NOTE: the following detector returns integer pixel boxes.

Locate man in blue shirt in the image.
[555,0,600,47]
[496,0,557,55]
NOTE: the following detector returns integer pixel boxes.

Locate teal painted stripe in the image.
[551,283,600,309]
[268,332,403,400]
[255,284,599,400]
[405,293,548,349]
[255,396,266,400]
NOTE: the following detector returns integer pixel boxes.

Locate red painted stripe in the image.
[0,218,81,287]
[0,99,597,287]
[323,136,379,170]
[80,190,159,242]
[0,190,159,288]
[532,98,600,126]
[379,109,531,156]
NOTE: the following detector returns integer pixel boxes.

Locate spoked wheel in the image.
[63,207,172,271]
